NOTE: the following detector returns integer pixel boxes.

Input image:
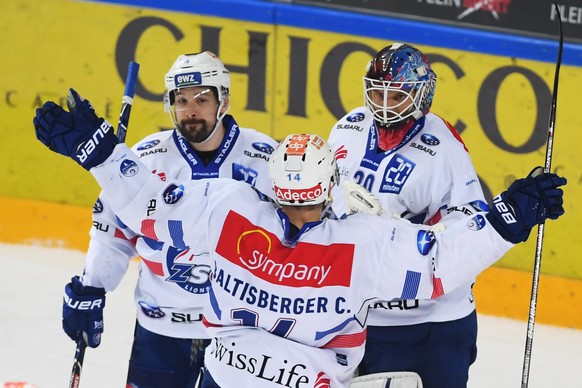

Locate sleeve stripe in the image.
[401,270,421,299]
[139,255,164,276]
[141,219,158,240]
[320,330,367,349]
[141,236,164,251]
[168,220,187,250]
[432,276,445,299]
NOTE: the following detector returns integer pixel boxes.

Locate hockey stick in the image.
[520,3,563,387]
[68,338,86,388]
[350,371,423,387]
[66,61,140,388]
[117,60,140,143]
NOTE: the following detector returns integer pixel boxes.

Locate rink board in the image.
[1,196,581,329]
[2,0,581,324]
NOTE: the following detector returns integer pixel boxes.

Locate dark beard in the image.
[177,118,213,143]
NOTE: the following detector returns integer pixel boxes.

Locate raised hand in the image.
[33,88,118,170]
[487,167,566,243]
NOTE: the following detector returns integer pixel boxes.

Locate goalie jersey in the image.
[91,144,513,388]
[81,115,277,338]
[328,108,487,326]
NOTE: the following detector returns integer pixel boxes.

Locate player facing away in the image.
[34,93,566,387]
[58,52,278,387]
[328,42,487,387]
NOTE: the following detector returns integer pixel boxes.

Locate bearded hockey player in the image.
[56,52,277,387]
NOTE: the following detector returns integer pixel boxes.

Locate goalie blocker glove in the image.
[486,166,566,244]
[33,88,118,170]
[62,276,106,348]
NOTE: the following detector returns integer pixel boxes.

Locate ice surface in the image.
[1,243,580,387]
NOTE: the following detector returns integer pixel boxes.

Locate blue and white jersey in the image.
[90,144,512,388]
[329,107,487,326]
[82,115,277,338]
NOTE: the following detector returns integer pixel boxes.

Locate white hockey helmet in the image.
[269,134,339,207]
[163,51,231,127]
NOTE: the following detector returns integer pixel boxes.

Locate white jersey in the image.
[329,108,487,326]
[91,144,513,388]
[81,115,278,338]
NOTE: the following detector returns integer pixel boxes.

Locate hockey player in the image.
[57,52,277,387]
[327,43,496,387]
[34,92,566,387]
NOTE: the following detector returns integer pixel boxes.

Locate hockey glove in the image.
[343,181,384,216]
[62,275,106,348]
[486,167,566,244]
[33,88,118,170]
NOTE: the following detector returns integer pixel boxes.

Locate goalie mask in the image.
[163,51,230,142]
[364,43,436,127]
[269,134,339,207]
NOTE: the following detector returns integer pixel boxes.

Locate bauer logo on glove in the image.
[33,88,119,170]
[62,275,106,348]
[486,166,566,244]
[76,120,115,164]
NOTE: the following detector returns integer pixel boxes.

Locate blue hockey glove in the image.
[33,88,118,170]
[486,167,566,244]
[62,275,106,348]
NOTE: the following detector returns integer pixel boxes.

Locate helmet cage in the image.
[363,43,436,127]
[363,77,430,125]
[269,134,339,207]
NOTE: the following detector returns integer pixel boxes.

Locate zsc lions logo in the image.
[163,184,185,205]
[467,214,486,231]
[138,301,165,318]
[420,133,440,146]
[252,142,274,154]
[347,112,365,122]
[417,230,436,256]
[120,159,139,177]
[136,139,160,150]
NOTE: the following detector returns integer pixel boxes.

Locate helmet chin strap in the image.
[195,100,227,146]
[379,103,422,131]
[379,116,412,131]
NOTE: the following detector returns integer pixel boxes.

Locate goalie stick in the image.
[521,2,563,387]
[67,60,140,388]
[350,371,423,387]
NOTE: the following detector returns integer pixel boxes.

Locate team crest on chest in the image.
[379,154,416,194]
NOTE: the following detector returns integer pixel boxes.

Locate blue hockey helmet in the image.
[364,43,437,126]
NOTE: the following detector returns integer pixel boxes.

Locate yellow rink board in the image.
[2,196,581,329]
[2,0,581,328]
[3,0,581,280]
